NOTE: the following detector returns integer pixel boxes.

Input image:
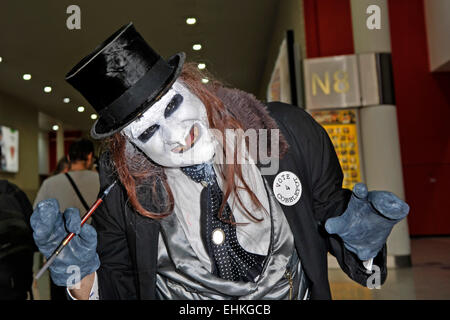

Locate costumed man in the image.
[30,23,409,300]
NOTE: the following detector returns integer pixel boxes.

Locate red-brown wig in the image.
[108,62,266,224]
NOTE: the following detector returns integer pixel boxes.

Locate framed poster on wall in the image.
[0,125,19,173]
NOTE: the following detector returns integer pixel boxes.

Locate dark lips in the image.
[171,123,200,153]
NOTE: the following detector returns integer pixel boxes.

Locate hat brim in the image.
[90,52,186,139]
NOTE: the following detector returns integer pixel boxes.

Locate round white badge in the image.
[212,228,225,245]
[272,171,302,206]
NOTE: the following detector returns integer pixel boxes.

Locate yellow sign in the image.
[310,109,362,190]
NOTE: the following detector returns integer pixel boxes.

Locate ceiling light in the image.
[63,98,70,103]
[186,18,197,25]
[192,44,202,51]
[52,125,59,131]
[202,78,209,84]
[198,63,206,70]
[77,106,85,112]
[90,114,98,120]
[44,86,52,93]
[0,57,2,63]
[23,74,32,80]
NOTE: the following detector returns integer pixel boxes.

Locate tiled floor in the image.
[32,237,450,300]
[329,237,450,300]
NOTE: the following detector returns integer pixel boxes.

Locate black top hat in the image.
[66,22,185,139]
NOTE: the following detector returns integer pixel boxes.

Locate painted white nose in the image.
[160,123,187,146]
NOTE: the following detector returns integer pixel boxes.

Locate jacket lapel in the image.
[260,153,323,289]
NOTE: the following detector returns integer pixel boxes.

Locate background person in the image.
[52,156,69,176]
[34,138,100,215]
[0,179,35,300]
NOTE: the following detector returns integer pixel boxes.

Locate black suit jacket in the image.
[93,101,387,300]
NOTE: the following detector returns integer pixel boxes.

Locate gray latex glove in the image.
[325,183,409,261]
[30,198,100,287]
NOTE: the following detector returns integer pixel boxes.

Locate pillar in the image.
[350,0,411,267]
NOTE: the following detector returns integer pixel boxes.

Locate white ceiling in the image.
[0,0,279,131]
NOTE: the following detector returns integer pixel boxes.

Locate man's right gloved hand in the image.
[30,199,100,287]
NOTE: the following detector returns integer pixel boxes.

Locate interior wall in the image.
[388,0,450,235]
[38,130,49,175]
[0,91,39,202]
[424,0,450,71]
[303,0,354,58]
[258,0,306,100]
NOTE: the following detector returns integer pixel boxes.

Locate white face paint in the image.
[122,79,216,167]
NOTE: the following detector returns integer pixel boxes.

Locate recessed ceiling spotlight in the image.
[63,98,70,103]
[77,106,85,112]
[0,57,2,63]
[52,125,59,131]
[90,114,98,120]
[202,78,209,84]
[198,63,206,70]
[23,74,32,80]
[192,44,202,51]
[44,86,52,93]
[186,17,197,25]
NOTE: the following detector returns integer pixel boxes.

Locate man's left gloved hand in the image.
[325,183,409,261]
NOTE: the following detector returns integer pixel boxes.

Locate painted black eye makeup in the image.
[138,124,160,143]
[164,93,183,118]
